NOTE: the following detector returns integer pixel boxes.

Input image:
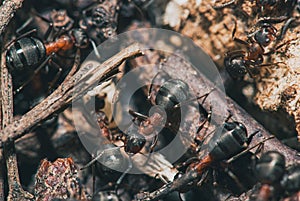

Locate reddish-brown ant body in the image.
[139,116,260,200]
[224,22,279,79]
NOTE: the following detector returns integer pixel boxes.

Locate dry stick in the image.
[0,43,144,144]
[0,0,24,35]
[1,43,34,200]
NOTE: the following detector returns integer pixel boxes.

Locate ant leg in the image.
[44,23,54,41]
[196,105,212,134]
[224,110,233,122]
[234,37,250,46]
[230,21,250,46]
[148,71,161,100]
[142,0,155,8]
[13,53,55,94]
[197,169,209,187]
[4,29,37,49]
[92,161,96,195]
[225,50,245,58]
[257,16,288,24]
[31,10,55,41]
[128,0,146,21]
[47,59,63,92]
[128,109,148,121]
[16,17,33,35]
[143,134,159,166]
[174,87,216,109]
[264,38,296,55]
[279,17,295,40]
[115,155,133,195]
[223,167,245,191]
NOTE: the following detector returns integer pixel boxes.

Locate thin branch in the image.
[1,32,34,199]
[0,43,144,145]
[0,0,24,35]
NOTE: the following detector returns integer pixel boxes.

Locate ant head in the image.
[224,55,247,79]
[124,132,146,154]
[92,6,111,28]
[50,9,73,31]
[255,151,286,184]
[70,28,89,48]
[254,24,277,47]
[155,79,189,113]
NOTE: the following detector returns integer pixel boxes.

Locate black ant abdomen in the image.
[209,121,248,161]
[6,37,46,73]
[155,79,190,113]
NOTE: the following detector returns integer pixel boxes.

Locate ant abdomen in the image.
[6,37,46,72]
[155,79,189,113]
[209,122,248,161]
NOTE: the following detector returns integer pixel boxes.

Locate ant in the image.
[79,0,120,44]
[254,151,300,200]
[138,114,264,200]
[6,28,90,93]
[81,101,147,195]
[281,164,300,198]
[224,21,286,79]
[5,9,100,94]
[254,151,286,201]
[128,78,213,164]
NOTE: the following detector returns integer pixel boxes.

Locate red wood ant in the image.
[254,151,300,200]
[254,151,286,201]
[6,9,100,94]
[138,114,264,200]
[224,21,286,79]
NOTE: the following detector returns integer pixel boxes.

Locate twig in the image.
[3,141,34,200]
[1,34,34,199]
[0,0,24,35]
[0,43,144,145]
